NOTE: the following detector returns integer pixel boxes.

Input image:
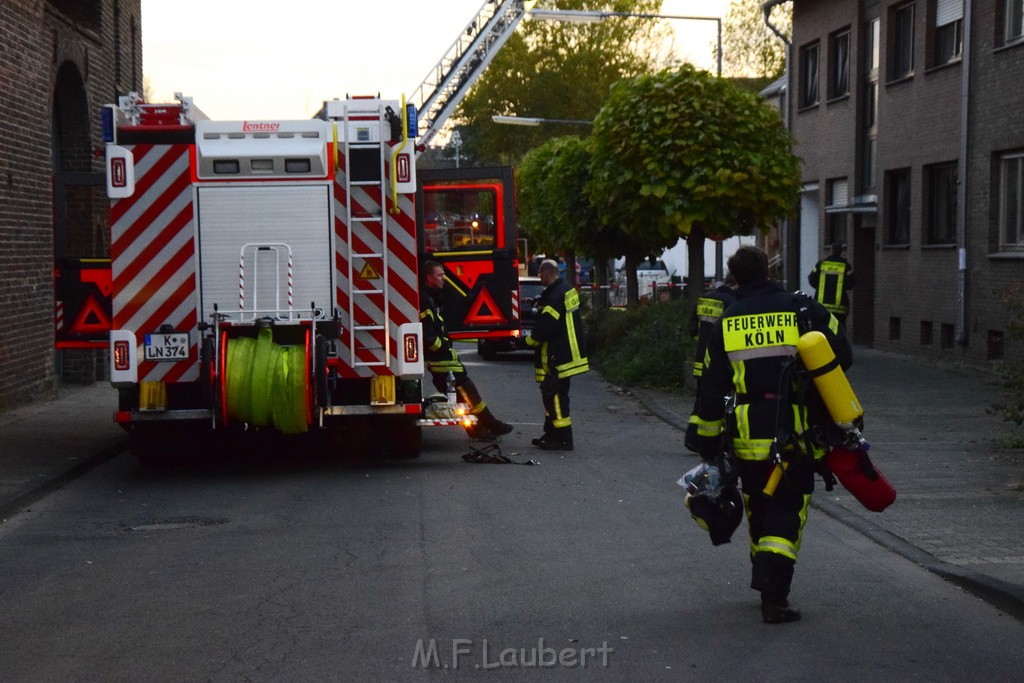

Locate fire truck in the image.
[101,1,534,463]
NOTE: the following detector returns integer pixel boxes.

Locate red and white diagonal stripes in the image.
[334,152,419,378]
[110,144,198,383]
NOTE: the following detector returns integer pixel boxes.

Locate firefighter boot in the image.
[467,408,512,440]
[760,593,801,624]
[481,409,513,436]
[534,426,573,451]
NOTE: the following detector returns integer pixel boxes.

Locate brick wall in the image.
[791,0,1024,365]
[0,0,141,410]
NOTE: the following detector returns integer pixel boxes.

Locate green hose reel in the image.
[225,327,309,434]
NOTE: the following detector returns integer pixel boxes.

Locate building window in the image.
[892,3,916,80]
[886,168,912,245]
[826,178,849,244]
[999,153,1024,250]
[934,0,963,65]
[861,137,877,190]
[829,29,851,99]
[1006,0,1024,43]
[889,316,902,340]
[861,18,880,192]
[799,41,820,108]
[925,162,957,245]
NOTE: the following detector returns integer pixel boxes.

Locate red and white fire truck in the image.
[103,93,523,462]
[99,1,534,462]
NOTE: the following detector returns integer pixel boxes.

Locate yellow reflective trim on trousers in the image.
[794,494,811,553]
[552,394,571,427]
[828,314,840,335]
[754,535,798,561]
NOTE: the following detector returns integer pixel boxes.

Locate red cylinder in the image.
[825,447,896,513]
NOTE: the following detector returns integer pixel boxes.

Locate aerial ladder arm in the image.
[409,0,535,150]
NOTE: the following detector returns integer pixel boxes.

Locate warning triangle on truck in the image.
[358,261,381,280]
[71,294,113,334]
[463,286,506,326]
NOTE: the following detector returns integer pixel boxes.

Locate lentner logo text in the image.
[242,121,280,132]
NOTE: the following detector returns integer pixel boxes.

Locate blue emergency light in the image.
[406,103,418,139]
[101,106,114,143]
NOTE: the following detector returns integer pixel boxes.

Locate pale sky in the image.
[143,1,730,123]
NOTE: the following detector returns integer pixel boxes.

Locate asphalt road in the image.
[0,351,1022,680]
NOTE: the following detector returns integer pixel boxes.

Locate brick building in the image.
[775,0,1024,362]
[0,0,141,409]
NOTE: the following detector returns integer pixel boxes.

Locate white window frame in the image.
[1007,0,1024,43]
[892,3,916,80]
[934,0,963,64]
[999,153,1024,250]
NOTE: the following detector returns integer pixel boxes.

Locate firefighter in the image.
[808,242,855,328]
[697,246,852,624]
[685,273,737,453]
[420,260,513,441]
[526,259,589,451]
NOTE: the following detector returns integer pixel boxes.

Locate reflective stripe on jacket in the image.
[525,277,589,381]
[697,280,852,462]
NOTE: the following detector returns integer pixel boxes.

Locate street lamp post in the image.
[449,130,463,168]
[526,8,726,281]
[491,115,592,127]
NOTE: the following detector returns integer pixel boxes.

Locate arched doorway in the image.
[52,61,108,383]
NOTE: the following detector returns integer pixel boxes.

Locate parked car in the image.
[477,276,545,359]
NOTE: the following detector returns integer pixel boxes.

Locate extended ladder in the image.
[409,0,533,149]
[340,100,390,369]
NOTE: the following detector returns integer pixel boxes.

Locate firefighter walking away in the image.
[696,246,853,624]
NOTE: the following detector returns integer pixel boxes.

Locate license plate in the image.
[144,333,190,361]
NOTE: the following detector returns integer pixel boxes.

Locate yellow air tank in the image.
[797,331,863,426]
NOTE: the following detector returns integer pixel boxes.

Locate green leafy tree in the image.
[455,0,666,166]
[517,135,664,300]
[720,0,792,79]
[588,64,801,304]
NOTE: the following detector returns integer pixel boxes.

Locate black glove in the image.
[698,434,720,462]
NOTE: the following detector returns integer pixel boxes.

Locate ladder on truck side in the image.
[340,100,390,371]
[409,0,533,148]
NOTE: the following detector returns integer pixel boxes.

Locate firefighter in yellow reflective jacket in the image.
[685,274,736,453]
[420,260,512,441]
[808,242,855,328]
[697,246,852,624]
[525,259,589,451]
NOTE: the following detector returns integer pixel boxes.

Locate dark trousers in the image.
[541,374,572,437]
[735,457,815,599]
[430,371,485,414]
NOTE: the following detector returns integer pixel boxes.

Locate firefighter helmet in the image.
[686,485,744,546]
[423,392,456,419]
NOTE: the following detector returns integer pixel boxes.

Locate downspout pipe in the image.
[956,0,972,346]
[762,0,793,288]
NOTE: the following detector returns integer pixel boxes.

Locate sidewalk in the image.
[0,384,126,520]
[632,346,1024,621]
[2,349,1023,620]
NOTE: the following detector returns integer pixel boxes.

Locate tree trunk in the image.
[686,227,707,311]
[625,253,640,306]
[592,258,610,311]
